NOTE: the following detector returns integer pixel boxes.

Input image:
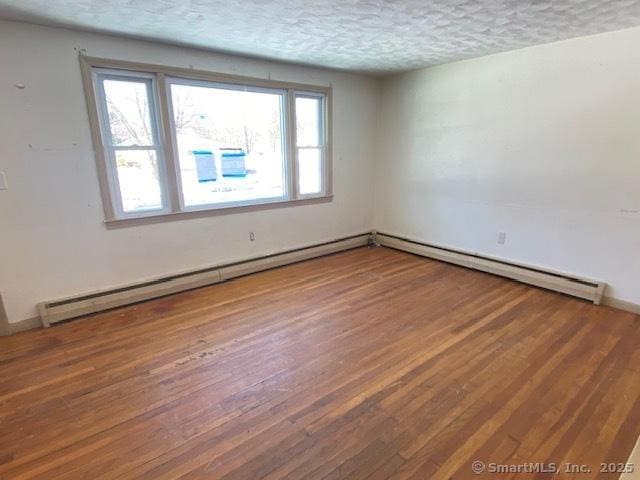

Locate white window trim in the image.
[93,69,172,219]
[80,55,333,227]
[294,91,328,198]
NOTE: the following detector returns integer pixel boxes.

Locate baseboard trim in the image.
[9,316,42,334]
[602,296,640,316]
[37,232,372,328]
[375,232,606,304]
[0,293,11,336]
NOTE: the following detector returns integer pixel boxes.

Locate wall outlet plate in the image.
[0,172,8,191]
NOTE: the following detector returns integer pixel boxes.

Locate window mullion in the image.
[319,93,327,195]
[287,88,299,200]
[104,146,127,218]
[324,90,333,196]
[156,73,182,213]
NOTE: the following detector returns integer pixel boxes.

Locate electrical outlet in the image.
[0,172,7,191]
[497,232,506,245]
[249,232,255,242]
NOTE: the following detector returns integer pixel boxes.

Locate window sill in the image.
[104,195,333,229]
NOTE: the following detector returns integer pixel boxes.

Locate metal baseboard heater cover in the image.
[37,230,608,327]
[38,233,371,327]
[375,232,606,304]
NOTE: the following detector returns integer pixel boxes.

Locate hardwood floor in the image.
[1,246,639,479]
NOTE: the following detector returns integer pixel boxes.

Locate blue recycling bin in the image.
[221,150,247,177]
[193,150,217,182]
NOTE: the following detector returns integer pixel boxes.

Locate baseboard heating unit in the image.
[37,233,371,327]
[374,232,606,305]
[37,230,608,329]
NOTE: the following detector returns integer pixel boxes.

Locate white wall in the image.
[3,20,639,324]
[0,21,379,323]
[374,27,640,305]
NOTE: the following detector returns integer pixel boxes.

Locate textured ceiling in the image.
[1,0,640,74]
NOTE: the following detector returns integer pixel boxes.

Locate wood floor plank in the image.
[0,246,638,479]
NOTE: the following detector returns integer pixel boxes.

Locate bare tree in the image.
[106,94,159,179]
[106,87,202,180]
[172,89,199,133]
[243,124,257,154]
[266,110,282,153]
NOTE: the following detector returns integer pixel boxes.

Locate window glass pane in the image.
[103,78,154,147]
[170,83,286,207]
[298,148,322,195]
[114,150,163,212]
[295,96,321,146]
